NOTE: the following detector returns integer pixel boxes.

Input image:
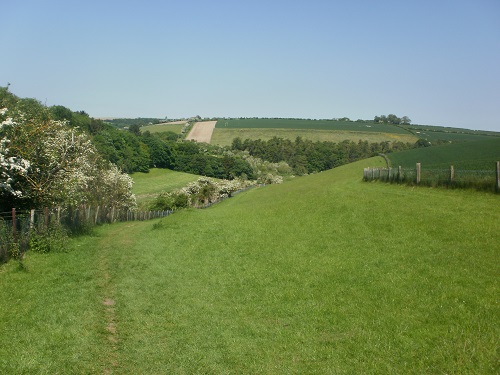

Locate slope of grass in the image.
[1,158,498,373]
[141,122,185,134]
[131,168,200,205]
[211,128,417,147]
[387,137,500,169]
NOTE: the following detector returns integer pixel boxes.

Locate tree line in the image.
[231,136,415,175]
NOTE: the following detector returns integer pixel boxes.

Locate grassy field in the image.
[387,137,500,169]
[1,158,498,373]
[211,128,418,147]
[141,122,185,134]
[131,168,200,205]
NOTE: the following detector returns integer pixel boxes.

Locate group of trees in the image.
[374,114,411,125]
[47,104,255,179]
[232,136,414,175]
[0,87,136,212]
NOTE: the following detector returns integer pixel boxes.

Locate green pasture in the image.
[211,128,418,147]
[387,137,500,170]
[141,122,185,134]
[131,168,200,206]
[1,158,498,373]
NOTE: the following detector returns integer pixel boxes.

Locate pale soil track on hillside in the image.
[185,121,217,143]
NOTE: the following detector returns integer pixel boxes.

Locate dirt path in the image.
[97,224,135,374]
[185,121,217,143]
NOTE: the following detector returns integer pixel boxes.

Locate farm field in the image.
[211,118,498,146]
[400,124,500,142]
[0,158,498,373]
[211,128,418,147]
[387,137,500,169]
[141,121,185,134]
[215,118,411,133]
[185,121,217,143]
[131,168,200,205]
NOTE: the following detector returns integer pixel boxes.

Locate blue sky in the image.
[2,0,499,131]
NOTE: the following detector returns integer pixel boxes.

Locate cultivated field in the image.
[185,121,217,143]
[211,118,498,146]
[211,128,418,146]
[215,118,411,133]
[387,137,500,169]
[1,158,498,373]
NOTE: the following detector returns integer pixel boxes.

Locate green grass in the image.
[211,128,418,147]
[0,239,106,373]
[387,138,500,169]
[141,122,185,134]
[1,158,498,373]
[131,168,201,206]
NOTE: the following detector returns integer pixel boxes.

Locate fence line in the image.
[0,206,175,264]
[0,184,264,264]
[363,161,500,192]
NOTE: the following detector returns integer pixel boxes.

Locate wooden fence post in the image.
[450,165,454,183]
[496,161,500,192]
[416,163,421,185]
[398,166,402,182]
[44,207,49,228]
[11,208,16,241]
[30,209,35,230]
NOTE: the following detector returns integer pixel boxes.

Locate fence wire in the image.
[363,164,499,192]
[0,207,174,264]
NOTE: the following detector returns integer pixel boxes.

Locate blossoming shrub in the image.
[0,88,136,211]
[149,177,254,211]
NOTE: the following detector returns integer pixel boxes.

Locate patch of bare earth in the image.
[99,263,119,373]
[185,121,217,143]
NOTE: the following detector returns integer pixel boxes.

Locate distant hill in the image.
[211,118,499,146]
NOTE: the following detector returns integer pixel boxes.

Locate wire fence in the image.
[0,184,263,264]
[0,206,174,264]
[363,161,500,193]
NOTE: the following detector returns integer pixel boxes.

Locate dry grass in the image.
[185,121,217,143]
[210,128,418,146]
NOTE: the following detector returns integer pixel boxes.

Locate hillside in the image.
[387,137,500,169]
[1,158,498,373]
[212,118,417,146]
[210,118,499,147]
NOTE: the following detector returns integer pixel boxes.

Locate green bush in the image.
[29,223,69,254]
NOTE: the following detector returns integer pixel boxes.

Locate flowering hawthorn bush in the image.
[0,108,30,197]
[150,177,254,211]
[0,97,136,211]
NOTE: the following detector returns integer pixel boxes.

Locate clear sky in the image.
[2,0,499,131]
